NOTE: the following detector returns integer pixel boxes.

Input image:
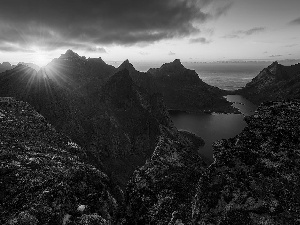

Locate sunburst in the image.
[31,50,50,67]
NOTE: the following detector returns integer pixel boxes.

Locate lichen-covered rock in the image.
[124,126,207,224]
[192,100,300,224]
[0,98,121,225]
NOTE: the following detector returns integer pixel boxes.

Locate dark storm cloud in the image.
[0,0,232,52]
[190,37,211,44]
[289,17,300,25]
[0,44,35,53]
[223,27,266,38]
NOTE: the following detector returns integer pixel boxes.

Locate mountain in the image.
[237,61,300,104]
[0,98,122,225]
[0,62,15,73]
[148,59,236,113]
[0,51,199,188]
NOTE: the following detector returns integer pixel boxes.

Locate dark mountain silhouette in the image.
[237,61,300,104]
[148,59,236,113]
[0,62,15,73]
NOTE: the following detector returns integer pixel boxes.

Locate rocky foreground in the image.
[0,96,205,225]
[193,100,300,224]
[0,98,122,224]
[1,98,300,224]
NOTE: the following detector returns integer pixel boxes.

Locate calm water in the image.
[170,95,257,163]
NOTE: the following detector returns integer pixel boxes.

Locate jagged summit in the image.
[118,59,136,73]
[172,58,182,64]
[59,49,81,60]
[160,58,185,71]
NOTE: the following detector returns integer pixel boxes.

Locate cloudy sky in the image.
[0,0,299,66]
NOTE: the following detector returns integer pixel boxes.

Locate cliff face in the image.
[238,61,300,104]
[0,98,122,225]
[148,59,235,113]
[88,69,176,186]
[124,126,207,224]
[192,100,300,224]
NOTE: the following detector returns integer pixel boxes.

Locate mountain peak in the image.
[59,49,80,60]
[118,59,136,72]
[268,61,282,75]
[173,59,181,64]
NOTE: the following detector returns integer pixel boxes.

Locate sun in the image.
[32,51,50,67]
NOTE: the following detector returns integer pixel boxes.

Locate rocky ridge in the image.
[192,100,300,224]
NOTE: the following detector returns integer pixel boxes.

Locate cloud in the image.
[213,1,233,17]
[289,17,300,25]
[285,44,298,48]
[223,27,266,39]
[139,52,149,55]
[0,43,35,53]
[269,55,282,58]
[168,51,176,55]
[190,37,211,44]
[0,0,231,52]
[84,47,107,53]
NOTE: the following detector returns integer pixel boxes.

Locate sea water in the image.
[170,95,257,163]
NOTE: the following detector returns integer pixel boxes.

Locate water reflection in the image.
[170,95,257,163]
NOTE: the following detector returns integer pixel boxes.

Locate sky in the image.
[0,0,299,67]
